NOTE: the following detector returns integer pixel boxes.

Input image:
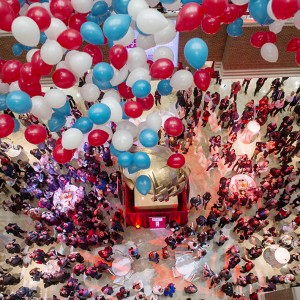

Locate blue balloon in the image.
[120,102,130,119]
[48,112,66,132]
[132,80,151,98]
[12,44,23,56]
[160,0,176,4]
[181,0,202,4]
[136,25,150,36]
[118,152,133,168]
[18,0,26,6]
[139,129,158,148]
[93,62,114,82]
[136,175,152,195]
[112,0,130,14]
[73,117,93,133]
[157,80,172,96]
[227,19,243,37]
[21,45,33,51]
[0,94,7,110]
[98,11,111,25]
[127,164,141,174]
[86,13,100,23]
[249,0,274,25]
[13,118,20,132]
[184,38,208,70]
[103,14,131,41]
[92,0,109,16]
[88,103,111,124]
[53,101,71,116]
[110,143,124,157]
[39,32,47,44]
[6,91,32,114]
[80,21,105,45]
[92,76,113,90]
[133,152,151,169]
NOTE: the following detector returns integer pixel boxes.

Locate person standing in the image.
[154,90,161,106]
[229,81,241,101]
[242,78,252,94]
[254,78,267,96]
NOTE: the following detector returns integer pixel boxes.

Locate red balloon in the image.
[167,153,185,168]
[19,62,41,84]
[0,114,14,138]
[57,29,83,50]
[193,69,211,91]
[18,77,42,97]
[164,117,184,137]
[6,0,20,14]
[205,67,214,77]
[124,101,143,118]
[88,129,109,146]
[286,38,300,52]
[136,94,154,111]
[202,0,227,17]
[296,50,300,67]
[201,16,221,34]
[52,68,76,89]
[24,124,47,144]
[175,2,204,32]
[265,31,277,43]
[53,144,74,164]
[26,6,51,31]
[50,0,73,21]
[146,59,153,68]
[1,60,22,83]
[82,44,103,65]
[0,0,15,32]
[235,3,248,18]
[150,58,174,79]
[31,50,53,76]
[109,45,128,70]
[220,4,239,24]
[68,13,87,31]
[271,0,297,20]
[250,31,267,48]
[118,82,134,99]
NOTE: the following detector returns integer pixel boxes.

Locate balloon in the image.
[136,8,168,34]
[193,69,211,91]
[124,101,143,118]
[12,43,23,56]
[19,63,41,84]
[226,18,243,37]
[162,0,182,10]
[40,40,63,65]
[167,153,185,168]
[202,0,227,17]
[154,20,176,45]
[295,50,300,66]
[133,152,150,169]
[9,81,20,93]
[0,0,15,32]
[157,79,172,96]
[53,144,74,164]
[250,31,267,48]
[18,78,42,97]
[103,14,131,41]
[62,128,83,150]
[136,175,151,195]
[26,6,51,31]
[52,69,76,89]
[221,4,239,24]
[68,52,93,77]
[24,124,47,144]
[164,116,183,137]
[110,143,124,157]
[31,96,53,120]
[110,65,129,86]
[170,70,193,90]
[126,68,150,87]
[103,89,121,102]
[6,90,32,113]
[92,77,113,90]
[68,13,87,31]
[136,34,155,50]
[139,128,158,147]
[57,29,82,50]
[118,82,134,99]
[132,80,151,98]
[0,94,7,110]
[113,26,134,47]
[13,118,20,132]
[50,0,73,20]
[93,62,114,82]
[112,129,133,151]
[265,31,277,43]
[128,0,148,20]
[80,21,104,45]
[118,152,133,168]
[127,47,147,71]
[248,0,273,25]
[117,120,139,137]
[101,98,123,122]
[88,103,111,124]
[0,114,14,138]
[231,0,249,4]
[48,112,66,132]
[71,0,93,13]
[269,20,284,33]
[31,50,53,76]
[201,15,221,34]
[260,42,278,63]
[73,117,93,133]
[286,38,300,52]
[271,0,297,20]
[88,129,109,146]
[112,0,130,13]
[44,18,67,40]
[6,0,20,15]
[109,45,128,70]
[53,101,71,116]
[149,58,174,79]
[82,44,103,65]
[1,60,22,83]
[153,46,174,62]
[44,88,66,108]
[80,83,100,102]
[92,1,108,16]
[175,2,203,32]
[184,38,208,69]
[146,112,162,131]
[136,93,154,110]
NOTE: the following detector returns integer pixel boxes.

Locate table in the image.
[6,146,28,162]
[111,256,131,277]
[53,184,79,212]
[229,174,256,194]
[275,247,290,265]
[175,255,195,276]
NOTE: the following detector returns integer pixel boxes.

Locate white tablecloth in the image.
[229,174,256,194]
[112,256,131,277]
[275,247,290,264]
[175,255,195,276]
[53,184,79,212]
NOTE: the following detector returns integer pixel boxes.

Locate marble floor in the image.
[0,76,299,300]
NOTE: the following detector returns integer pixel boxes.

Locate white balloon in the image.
[69,52,92,77]
[136,8,168,34]
[117,120,139,138]
[71,0,94,13]
[123,168,138,180]
[128,0,148,20]
[269,20,284,33]
[127,47,147,71]
[31,96,53,120]
[62,128,84,150]
[231,0,249,4]
[19,3,29,16]
[103,89,121,102]
[294,10,300,29]
[138,121,148,132]
[42,2,52,16]
[153,46,174,62]
[154,19,176,45]
[56,60,69,70]
[44,88,66,108]
[12,16,40,47]
[44,18,67,40]
[9,81,20,92]
[162,0,182,10]
[126,68,151,87]
[267,0,278,21]
[101,98,123,122]
[0,82,9,94]
[41,40,63,65]
[112,129,134,151]
[80,83,100,102]
[94,124,113,140]
[26,49,39,62]
[85,72,93,84]
[114,27,134,46]
[65,50,79,69]
[136,34,156,50]
[170,70,193,90]
[260,43,279,63]
[110,65,129,86]
[146,112,162,132]
[146,0,159,7]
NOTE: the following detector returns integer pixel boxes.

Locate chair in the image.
[107,268,116,276]
[172,267,182,278]
[125,270,134,280]
[184,273,196,283]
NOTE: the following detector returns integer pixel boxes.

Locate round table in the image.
[111,256,131,277]
[275,247,290,265]
[229,174,256,194]
[6,147,28,162]
[53,184,79,212]
[175,256,195,276]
